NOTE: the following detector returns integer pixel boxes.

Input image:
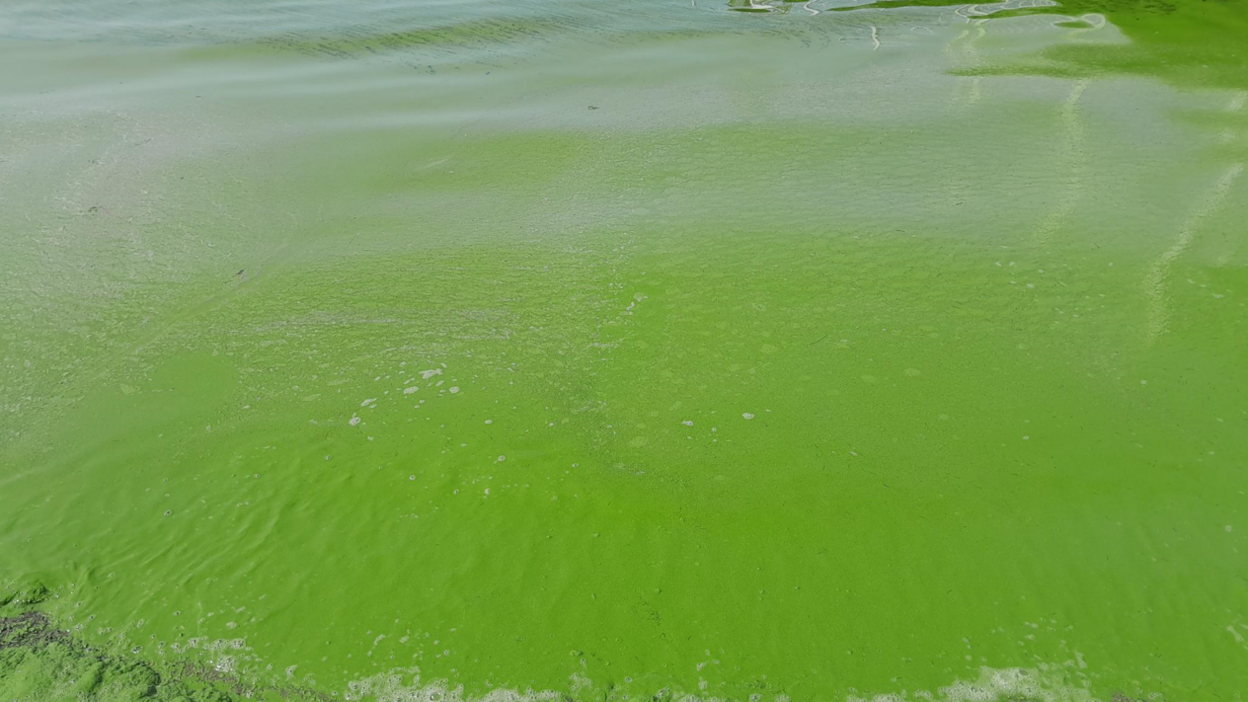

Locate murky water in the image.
[2,1,1246,700]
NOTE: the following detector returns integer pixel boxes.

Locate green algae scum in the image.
[2,0,1247,700]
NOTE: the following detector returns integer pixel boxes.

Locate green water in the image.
[1,0,1246,700]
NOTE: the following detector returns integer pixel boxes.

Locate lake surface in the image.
[2,1,1246,700]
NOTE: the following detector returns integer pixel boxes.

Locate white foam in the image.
[342,665,1100,702]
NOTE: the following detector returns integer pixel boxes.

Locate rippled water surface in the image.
[2,1,1247,700]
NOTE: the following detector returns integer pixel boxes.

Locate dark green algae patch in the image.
[2,612,192,702]
[0,604,1159,702]
[0,617,303,702]
[1,585,257,702]
[834,0,1248,90]
[1,579,368,702]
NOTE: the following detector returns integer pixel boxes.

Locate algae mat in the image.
[1,0,1247,700]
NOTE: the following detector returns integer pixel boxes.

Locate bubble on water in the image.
[349,414,362,427]
[497,455,506,462]
[361,398,377,407]
[421,369,443,379]
[449,387,460,394]
[404,386,419,395]
[485,419,493,425]
[681,420,693,426]
[742,413,754,420]
[214,656,236,673]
